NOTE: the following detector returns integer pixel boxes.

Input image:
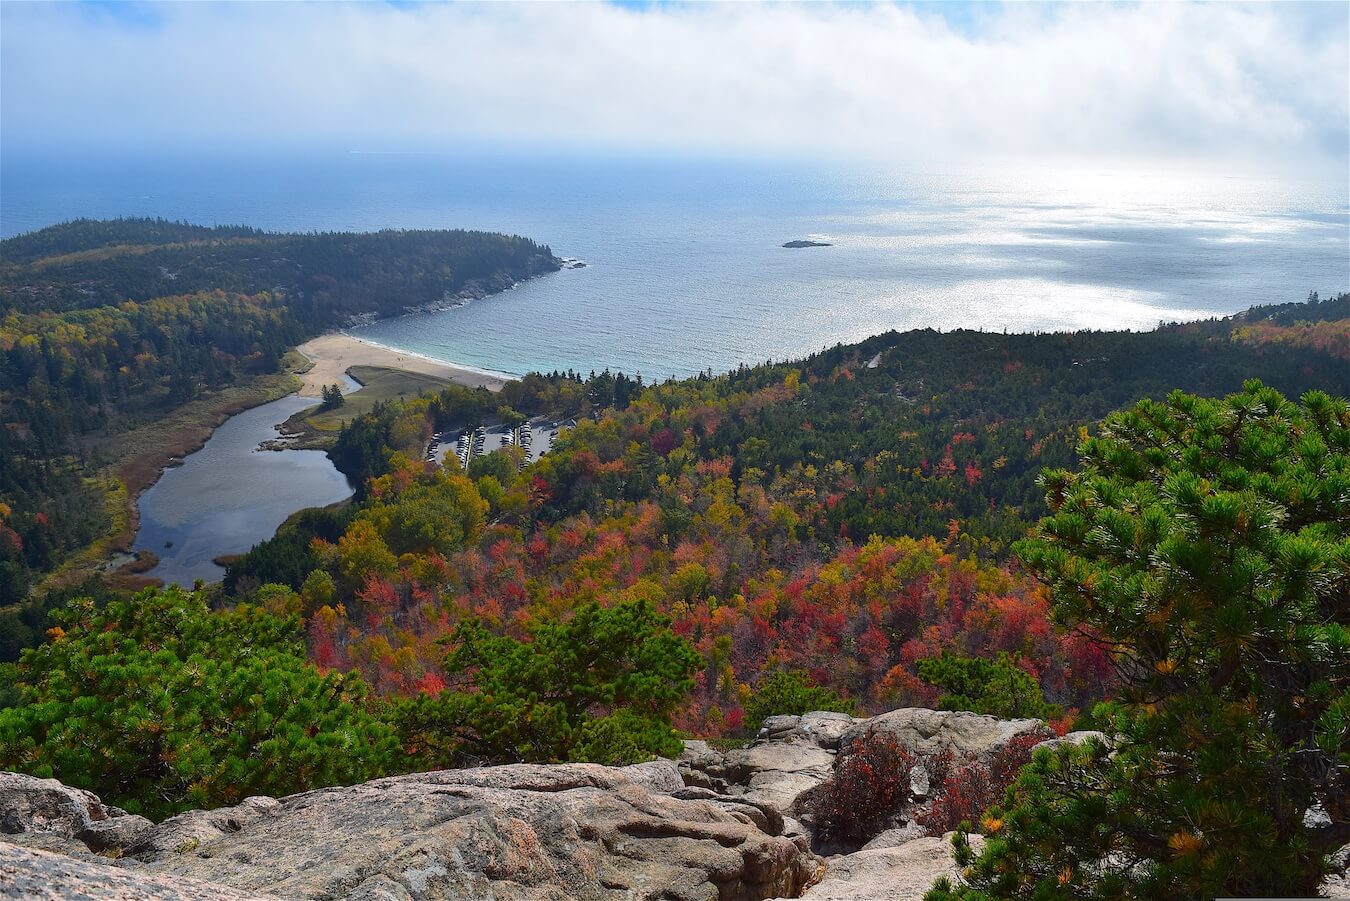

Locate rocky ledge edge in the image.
[4,707,1345,900]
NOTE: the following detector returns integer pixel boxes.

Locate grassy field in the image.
[301,365,454,432]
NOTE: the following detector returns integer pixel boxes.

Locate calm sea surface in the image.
[3,150,1347,380]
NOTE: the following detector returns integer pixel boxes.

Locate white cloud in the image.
[2,1,1346,172]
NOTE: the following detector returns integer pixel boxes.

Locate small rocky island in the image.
[782,239,832,248]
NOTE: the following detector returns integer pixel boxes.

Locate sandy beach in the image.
[296,334,509,395]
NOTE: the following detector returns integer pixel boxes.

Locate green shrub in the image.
[0,586,401,818]
[744,669,857,734]
[395,598,699,766]
[916,652,1062,721]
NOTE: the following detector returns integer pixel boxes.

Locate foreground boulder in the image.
[679,712,863,821]
[0,771,152,858]
[0,843,272,901]
[780,834,984,901]
[3,762,820,901]
[836,708,1054,763]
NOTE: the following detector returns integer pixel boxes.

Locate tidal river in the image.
[133,394,353,586]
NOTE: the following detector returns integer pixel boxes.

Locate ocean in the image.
[3,150,1347,380]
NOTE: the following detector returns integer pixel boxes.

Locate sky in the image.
[2,1,1347,175]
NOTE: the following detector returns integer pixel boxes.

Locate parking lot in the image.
[426,418,571,471]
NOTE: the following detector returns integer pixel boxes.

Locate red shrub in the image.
[812,734,917,847]
[921,761,994,835]
[919,733,1041,834]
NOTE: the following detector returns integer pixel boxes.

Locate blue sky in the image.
[2,1,1346,174]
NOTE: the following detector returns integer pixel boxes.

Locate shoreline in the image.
[344,335,521,383]
[296,334,513,395]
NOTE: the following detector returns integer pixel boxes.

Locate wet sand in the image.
[296,334,509,395]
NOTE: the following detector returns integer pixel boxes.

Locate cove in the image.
[133,394,353,586]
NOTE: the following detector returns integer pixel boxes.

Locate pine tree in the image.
[916,652,1061,721]
[743,669,856,733]
[0,586,401,817]
[928,382,1350,899]
[393,598,700,766]
[320,383,345,411]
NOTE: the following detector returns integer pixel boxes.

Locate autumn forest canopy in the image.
[0,220,1347,897]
